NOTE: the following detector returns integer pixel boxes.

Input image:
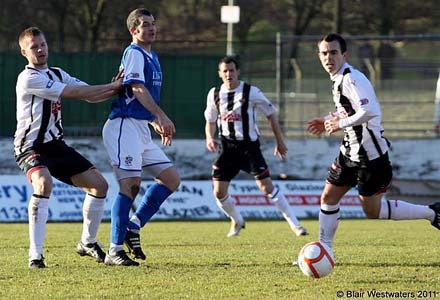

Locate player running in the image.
[307,33,440,250]
[204,56,307,238]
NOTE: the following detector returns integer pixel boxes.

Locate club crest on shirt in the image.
[46,80,54,88]
[126,73,140,80]
[124,155,133,166]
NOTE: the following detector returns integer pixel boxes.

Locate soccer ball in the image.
[297,241,335,278]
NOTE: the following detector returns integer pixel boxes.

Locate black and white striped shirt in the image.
[330,63,389,162]
[14,66,87,155]
[204,81,276,141]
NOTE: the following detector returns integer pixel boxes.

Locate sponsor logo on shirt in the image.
[152,71,162,86]
[126,73,140,80]
[360,98,369,105]
[51,100,61,113]
[220,111,241,122]
[46,80,54,88]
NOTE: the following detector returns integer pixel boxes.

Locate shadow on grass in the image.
[337,261,440,267]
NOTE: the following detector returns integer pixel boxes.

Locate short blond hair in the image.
[18,27,44,49]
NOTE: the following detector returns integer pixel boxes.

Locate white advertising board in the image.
[0,174,365,222]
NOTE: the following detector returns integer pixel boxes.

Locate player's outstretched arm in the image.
[61,79,122,103]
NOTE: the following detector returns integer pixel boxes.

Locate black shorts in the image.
[15,140,94,185]
[326,151,393,197]
[212,138,269,181]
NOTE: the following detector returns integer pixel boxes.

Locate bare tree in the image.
[81,0,108,52]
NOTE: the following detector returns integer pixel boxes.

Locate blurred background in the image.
[0,0,439,139]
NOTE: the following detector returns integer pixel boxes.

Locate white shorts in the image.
[102,118,173,180]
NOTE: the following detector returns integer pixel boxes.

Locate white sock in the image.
[109,243,124,254]
[81,194,105,244]
[28,196,49,260]
[215,195,244,223]
[319,204,340,249]
[269,188,301,228]
[128,215,141,234]
[379,199,435,220]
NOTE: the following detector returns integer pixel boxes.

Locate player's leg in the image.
[102,118,141,266]
[124,136,180,259]
[319,183,350,248]
[16,149,52,268]
[125,165,179,259]
[360,193,436,221]
[319,153,355,249]
[358,153,437,226]
[129,166,179,231]
[210,139,244,237]
[28,167,52,268]
[47,140,109,263]
[213,180,245,237]
[256,176,307,236]
[71,168,108,263]
[103,176,140,266]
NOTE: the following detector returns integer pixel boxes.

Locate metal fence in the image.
[2,35,439,139]
[268,34,440,139]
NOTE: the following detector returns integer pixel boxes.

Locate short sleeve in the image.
[123,49,145,85]
[20,70,66,101]
[204,87,218,122]
[250,86,276,116]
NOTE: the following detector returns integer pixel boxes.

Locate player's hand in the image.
[206,138,218,152]
[110,69,124,91]
[112,69,124,82]
[274,143,288,161]
[151,114,176,139]
[324,112,341,135]
[150,120,173,146]
[307,118,325,136]
[161,134,172,146]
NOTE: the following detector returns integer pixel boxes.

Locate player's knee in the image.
[213,190,227,201]
[85,177,108,198]
[259,185,271,196]
[32,176,53,196]
[167,174,180,192]
[96,177,109,195]
[158,167,180,192]
[130,184,140,199]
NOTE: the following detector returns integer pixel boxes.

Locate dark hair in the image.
[126,8,153,31]
[218,56,239,69]
[318,33,347,53]
[18,27,44,48]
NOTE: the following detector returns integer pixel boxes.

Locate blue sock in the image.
[128,183,173,229]
[110,193,134,245]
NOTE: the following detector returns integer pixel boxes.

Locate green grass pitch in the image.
[0,220,439,300]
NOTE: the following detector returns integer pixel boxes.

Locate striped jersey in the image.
[108,43,162,121]
[14,66,87,155]
[204,81,276,141]
[330,63,389,162]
